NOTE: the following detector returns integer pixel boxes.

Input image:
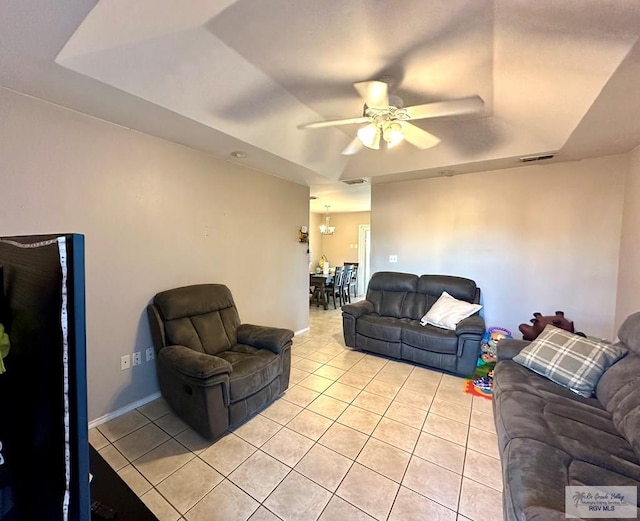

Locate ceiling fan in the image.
[298,80,484,155]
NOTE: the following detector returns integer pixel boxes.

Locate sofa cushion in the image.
[501,438,640,521]
[218,345,281,403]
[420,291,482,330]
[155,284,236,320]
[155,284,241,355]
[402,321,458,354]
[417,274,477,302]
[368,271,418,292]
[356,314,405,342]
[366,272,418,318]
[164,309,241,356]
[512,325,627,397]
[494,361,612,453]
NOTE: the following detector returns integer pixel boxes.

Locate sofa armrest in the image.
[342,301,374,348]
[159,345,232,379]
[455,315,485,336]
[237,324,294,354]
[497,339,530,361]
[342,300,374,318]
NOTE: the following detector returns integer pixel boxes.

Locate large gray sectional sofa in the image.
[342,271,485,376]
[493,311,640,521]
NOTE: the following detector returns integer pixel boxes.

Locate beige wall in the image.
[308,212,323,270]
[616,146,640,331]
[371,157,627,340]
[310,211,370,271]
[0,88,310,421]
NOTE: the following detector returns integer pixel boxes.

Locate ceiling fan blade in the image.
[400,122,441,149]
[298,116,371,129]
[341,137,364,156]
[403,96,484,121]
[354,80,389,109]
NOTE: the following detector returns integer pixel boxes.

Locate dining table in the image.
[309,273,333,310]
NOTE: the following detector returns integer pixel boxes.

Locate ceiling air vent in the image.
[519,153,556,163]
[342,178,369,185]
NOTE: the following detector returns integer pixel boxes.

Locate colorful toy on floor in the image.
[466,327,511,399]
[478,326,512,366]
[464,363,494,399]
[473,374,492,390]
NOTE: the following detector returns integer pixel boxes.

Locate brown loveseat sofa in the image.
[493,312,640,520]
[342,271,485,376]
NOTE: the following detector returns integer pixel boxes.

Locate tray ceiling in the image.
[3,1,640,212]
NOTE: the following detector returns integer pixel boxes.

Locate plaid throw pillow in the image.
[513,325,627,397]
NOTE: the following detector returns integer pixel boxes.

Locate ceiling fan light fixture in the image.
[357,123,381,149]
[383,121,404,148]
[300,80,482,155]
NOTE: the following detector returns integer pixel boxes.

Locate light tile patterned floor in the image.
[90,303,503,521]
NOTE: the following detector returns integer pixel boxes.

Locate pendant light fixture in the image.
[320,205,335,235]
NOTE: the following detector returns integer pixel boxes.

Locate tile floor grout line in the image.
[93,302,502,521]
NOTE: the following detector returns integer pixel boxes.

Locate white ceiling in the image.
[2,1,640,214]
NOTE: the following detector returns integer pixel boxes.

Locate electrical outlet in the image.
[120,355,131,370]
[132,351,141,366]
[389,255,398,263]
[146,347,155,362]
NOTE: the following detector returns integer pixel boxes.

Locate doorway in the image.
[357,224,371,296]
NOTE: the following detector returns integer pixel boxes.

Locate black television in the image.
[0,234,89,521]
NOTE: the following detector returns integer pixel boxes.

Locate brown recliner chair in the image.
[147,284,293,440]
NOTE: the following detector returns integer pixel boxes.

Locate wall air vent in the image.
[519,153,556,163]
[309,196,318,200]
[342,178,369,185]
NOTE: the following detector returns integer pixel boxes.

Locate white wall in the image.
[616,146,640,331]
[371,157,627,340]
[0,88,310,421]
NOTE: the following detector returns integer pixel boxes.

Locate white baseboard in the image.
[88,392,162,430]
[294,327,310,336]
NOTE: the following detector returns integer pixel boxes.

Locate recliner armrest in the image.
[159,345,232,379]
[497,339,530,361]
[237,324,293,354]
[342,300,374,318]
[455,315,485,336]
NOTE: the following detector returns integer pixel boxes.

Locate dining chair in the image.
[344,263,358,299]
[341,265,353,304]
[323,266,345,309]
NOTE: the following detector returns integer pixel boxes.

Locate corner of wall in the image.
[614,148,640,334]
